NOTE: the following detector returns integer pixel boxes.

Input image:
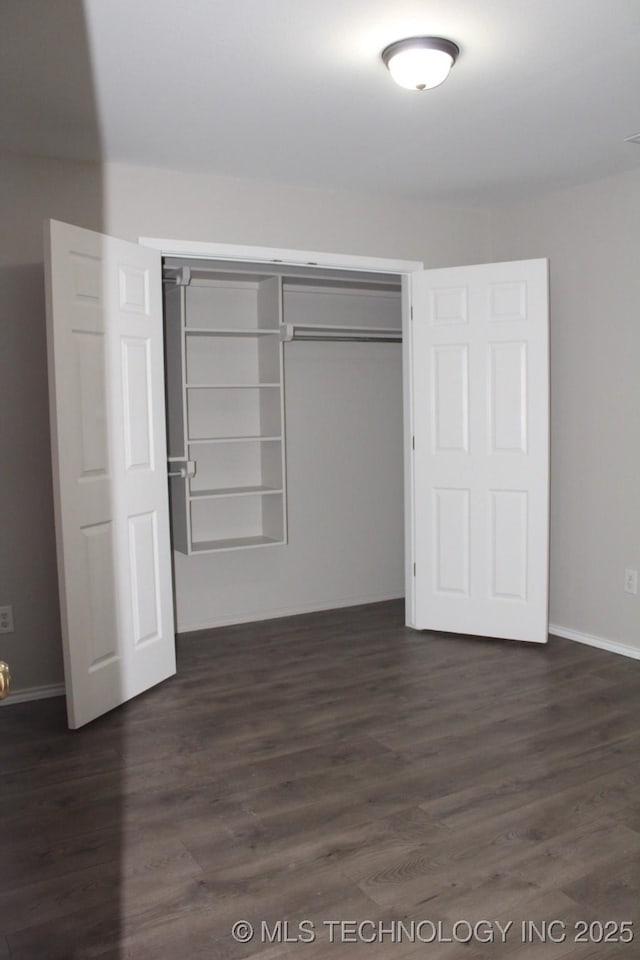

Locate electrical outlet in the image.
[624,569,638,595]
[0,605,14,634]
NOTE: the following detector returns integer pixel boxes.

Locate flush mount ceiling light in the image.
[381,36,459,91]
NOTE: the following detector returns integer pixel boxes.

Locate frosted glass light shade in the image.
[382,37,459,91]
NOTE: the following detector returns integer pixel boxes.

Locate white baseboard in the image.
[3,621,632,702]
[0,682,65,706]
[549,623,640,661]
[178,592,405,634]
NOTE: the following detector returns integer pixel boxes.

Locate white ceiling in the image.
[2,0,640,204]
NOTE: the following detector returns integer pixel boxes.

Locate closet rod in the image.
[290,333,402,343]
[280,322,401,343]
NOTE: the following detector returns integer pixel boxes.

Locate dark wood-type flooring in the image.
[2,600,640,959]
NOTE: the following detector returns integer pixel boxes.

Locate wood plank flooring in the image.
[2,600,640,959]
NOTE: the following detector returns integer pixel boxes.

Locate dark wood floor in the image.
[2,600,640,959]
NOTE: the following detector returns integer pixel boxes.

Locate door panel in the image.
[410,259,549,643]
[45,220,175,727]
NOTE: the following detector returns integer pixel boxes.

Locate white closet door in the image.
[409,259,549,643]
[45,220,176,728]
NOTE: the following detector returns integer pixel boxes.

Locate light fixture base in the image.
[381,36,460,91]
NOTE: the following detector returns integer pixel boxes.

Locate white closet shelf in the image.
[185,382,280,389]
[189,486,283,500]
[188,435,282,445]
[185,327,280,337]
[191,535,285,553]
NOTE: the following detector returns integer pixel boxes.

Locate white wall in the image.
[103,162,491,268]
[0,153,104,694]
[490,167,640,655]
[1,153,491,690]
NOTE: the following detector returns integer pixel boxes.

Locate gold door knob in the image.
[0,661,10,699]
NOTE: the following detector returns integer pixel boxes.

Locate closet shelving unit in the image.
[163,260,402,556]
[164,266,287,554]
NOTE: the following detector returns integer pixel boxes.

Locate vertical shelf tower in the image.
[164,267,287,553]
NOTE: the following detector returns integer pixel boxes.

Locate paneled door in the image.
[409,260,549,643]
[45,220,176,728]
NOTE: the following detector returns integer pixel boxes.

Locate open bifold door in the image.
[408,259,549,643]
[45,220,176,728]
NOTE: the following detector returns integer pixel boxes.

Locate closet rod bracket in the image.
[167,459,196,480]
[163,266,192,287]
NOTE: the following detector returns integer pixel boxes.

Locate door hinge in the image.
[410,306,414,320]
[413,562,416,577]
[412,435,415,450]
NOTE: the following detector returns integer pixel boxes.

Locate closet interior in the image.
[162,257,403,560]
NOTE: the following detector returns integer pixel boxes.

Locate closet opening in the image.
[161,255,408,633]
